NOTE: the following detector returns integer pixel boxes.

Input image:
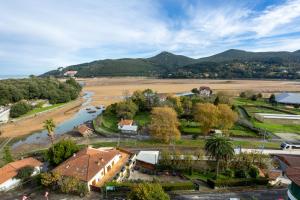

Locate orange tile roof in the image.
[118,119,133,126]
[0,157,42,184]
[77,124,92,135]
[53,147,120,182]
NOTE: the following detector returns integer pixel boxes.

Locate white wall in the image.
[0,109,10,123]
[0,166,41,192]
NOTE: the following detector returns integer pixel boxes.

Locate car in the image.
[280,141,300,150]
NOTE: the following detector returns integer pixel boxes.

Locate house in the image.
[135,151,159,171]
[199,86,212,96]
[0,157,43,191]
[63,70,78,77]
[274,154,300,173]
[286,167,300,200]
[77,124,93,137]
[0,107,10,124]
[53,147,133,191]
[117,119,138,134]
[275,93,300,106]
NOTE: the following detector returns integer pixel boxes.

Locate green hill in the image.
[42,49,300,79]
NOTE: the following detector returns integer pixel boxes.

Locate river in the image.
[12,91,103,148]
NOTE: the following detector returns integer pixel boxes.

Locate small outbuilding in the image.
[275,93,300,106]
[77,124,93,137]
[118,119,138,134]
[136,151,159,171]
[0,157,43,191]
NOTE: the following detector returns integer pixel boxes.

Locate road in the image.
[172,188,288,200]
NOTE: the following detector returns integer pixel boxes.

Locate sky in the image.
[1,0,300,75]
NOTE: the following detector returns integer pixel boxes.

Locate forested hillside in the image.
[42,49,300,79]
[0,77,82,106]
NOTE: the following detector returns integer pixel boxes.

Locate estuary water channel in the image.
[12,92,103,149]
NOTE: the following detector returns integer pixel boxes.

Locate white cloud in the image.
[0,0,300,74]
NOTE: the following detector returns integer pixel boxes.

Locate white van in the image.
[280,141,300,150]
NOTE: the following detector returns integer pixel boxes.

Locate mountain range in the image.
[42,49,300,79]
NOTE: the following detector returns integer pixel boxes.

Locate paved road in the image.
[172,188,288,200]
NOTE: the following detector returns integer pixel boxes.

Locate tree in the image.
[217,104,238,131]
[214,96,220,105]
[10,101,32,118]
[41,172,61,187]
[149,107,180,143]
[191,88,199,94]
[194,103,219,135]
[115,100,138,119]
[180,97,192,115]
[3,146,14,164]
[128,182,170,200]
[16,166,34,182]
[205,135,234,177]
[269,94,276,104]
[165,96,183,115]
[248,165,259,178]
[43,119,56,151]
[46,139,79,165]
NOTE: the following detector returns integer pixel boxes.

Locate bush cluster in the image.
[207,177,268,188]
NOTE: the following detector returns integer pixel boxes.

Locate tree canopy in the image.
[149,107,180,143]
[46,139,79,165]
[128,182,170,200]
[205,135,234,177]
[0,77,81,106]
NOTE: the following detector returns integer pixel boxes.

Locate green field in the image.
[229,125,260,138]
[253,120,300,134]
[18,102,67,118]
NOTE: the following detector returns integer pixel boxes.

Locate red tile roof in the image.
[77,124,92,136]
[53,147,120,182]
[118,119,133,126]
[286,167,300,186]
[0,157,42,184]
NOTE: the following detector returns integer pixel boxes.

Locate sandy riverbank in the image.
[81,77,300,106]
[0,98,83,138]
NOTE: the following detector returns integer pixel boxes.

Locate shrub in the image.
[207,177,268,188]
[16,166,34,181]
[10,101,32,118]
[248,166,259,178]
[128,182,170,200]
[223,169,234,178]
[234,169,247,178]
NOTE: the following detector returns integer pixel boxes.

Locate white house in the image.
[63,70,78,77]
[199,86,212,96]
[0,157,43,191]
[118,119,138,134]
[53,147,131,190]
[0,107,10,124]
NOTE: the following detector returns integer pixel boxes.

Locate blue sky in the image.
[1,0,300,75]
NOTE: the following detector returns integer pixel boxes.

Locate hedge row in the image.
[105,181,195,191]
[207,177,269,188]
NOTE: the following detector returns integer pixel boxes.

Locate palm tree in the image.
[205,135,234,178]
[43,119,56,151]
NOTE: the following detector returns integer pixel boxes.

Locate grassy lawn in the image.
[91,138,280,149]
[253,120,300,134]
[229,125,260,138]
[133,112,150,126]
[100,113,119,132]
[234,97,269,106]
[184,171,215,182]
[243,106,286,116]
[18,102,67,118]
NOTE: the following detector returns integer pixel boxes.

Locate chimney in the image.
[73,153,76,157]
